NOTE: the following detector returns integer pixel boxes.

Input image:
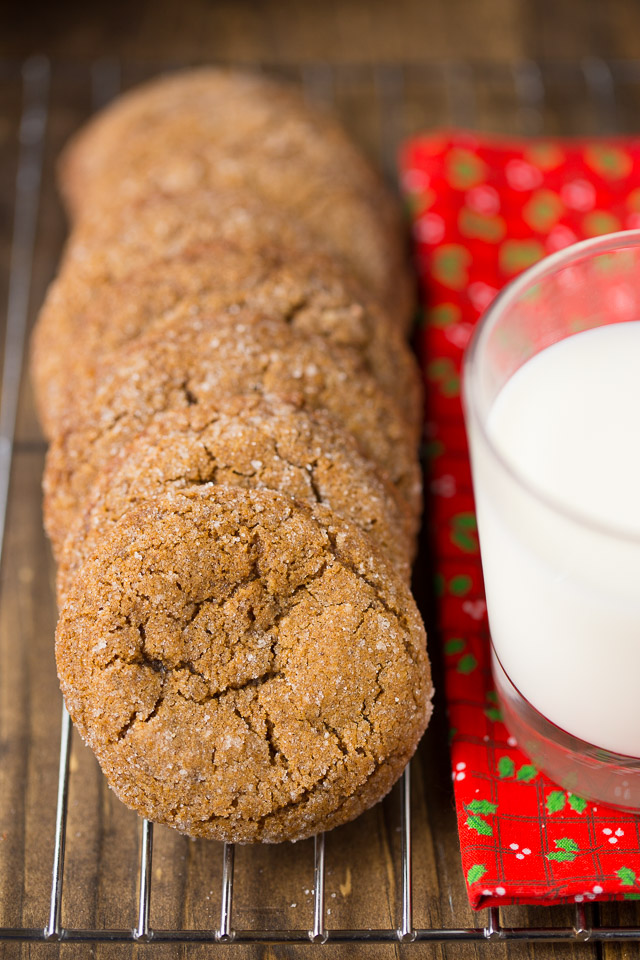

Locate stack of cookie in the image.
[30,69,433,843]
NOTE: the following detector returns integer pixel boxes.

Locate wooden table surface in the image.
[3,0,640,65]
[2,2,640,958]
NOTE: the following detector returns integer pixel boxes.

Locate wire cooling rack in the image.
[3,55,640,948]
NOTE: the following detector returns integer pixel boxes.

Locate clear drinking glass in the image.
[462,230,640,810]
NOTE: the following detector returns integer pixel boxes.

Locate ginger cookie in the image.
[32,189,316,436]
[56,396,416,602]
[44,309,422,558]
[57,68,413,329]
[55,486,433,843]
[31,217,421,438]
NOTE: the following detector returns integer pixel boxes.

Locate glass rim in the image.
[463,229,640,546]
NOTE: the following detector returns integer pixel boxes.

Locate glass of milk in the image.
[463,230,640,810]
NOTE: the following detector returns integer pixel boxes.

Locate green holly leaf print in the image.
[426,357,460,397]
[449,574,473,596]
[524,142,564,171]
[444,637,465,655]
[448,726,458,743]
[498,756,515,779]
[466,815,493,837]
[467,864,488,884]
[561,769,579,791]
[467,800,498,815]
[547,837,579,862]
[523,189,563,232]
[585,144,632,179]
[546,790,566,814]
[556,838,578,852]
[523,281,543,303]
[484,706,502,722]
[457,653,478,675]
[459,207,506,243]
[484,690,500,720]
[567,794,587,814]
[592,250,635,275]
[516,764,538,783]
[583,210,621,238]
[424,439,445,460]
[446,148,487,190]
[429,303,461,328]
[617,867,637,887]
[410,187,436,215]
[624,893,640,900]
[427,357,453,379]
[441,378,461,398]
[432,244,471,290]
[450,512,479,554]
[499,239,546,275]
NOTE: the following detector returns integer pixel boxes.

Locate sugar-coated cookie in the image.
[56,396,415,601]
[31,208,420,438]
[43,309,421,558]
[56,487,433,842]
[59,69,414,329]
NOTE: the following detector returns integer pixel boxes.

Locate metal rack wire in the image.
[3,54,640,947]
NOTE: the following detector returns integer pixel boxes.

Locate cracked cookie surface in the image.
[58,68,413,330]
[55,486,432,843]
[31,211,420,438]
[44,309,421,558]
[57,396,416,602]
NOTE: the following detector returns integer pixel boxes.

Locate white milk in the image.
[470,321,640,757]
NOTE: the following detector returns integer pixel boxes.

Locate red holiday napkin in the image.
[400,130,640,909]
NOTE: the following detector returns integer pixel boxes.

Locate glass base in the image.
[492,648,640,811]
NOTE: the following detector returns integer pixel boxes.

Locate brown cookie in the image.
[55,486,433,843]
[58,68,414,329]
[43,309,422,559]
[31,211,421,438]
[57,396,416,603]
